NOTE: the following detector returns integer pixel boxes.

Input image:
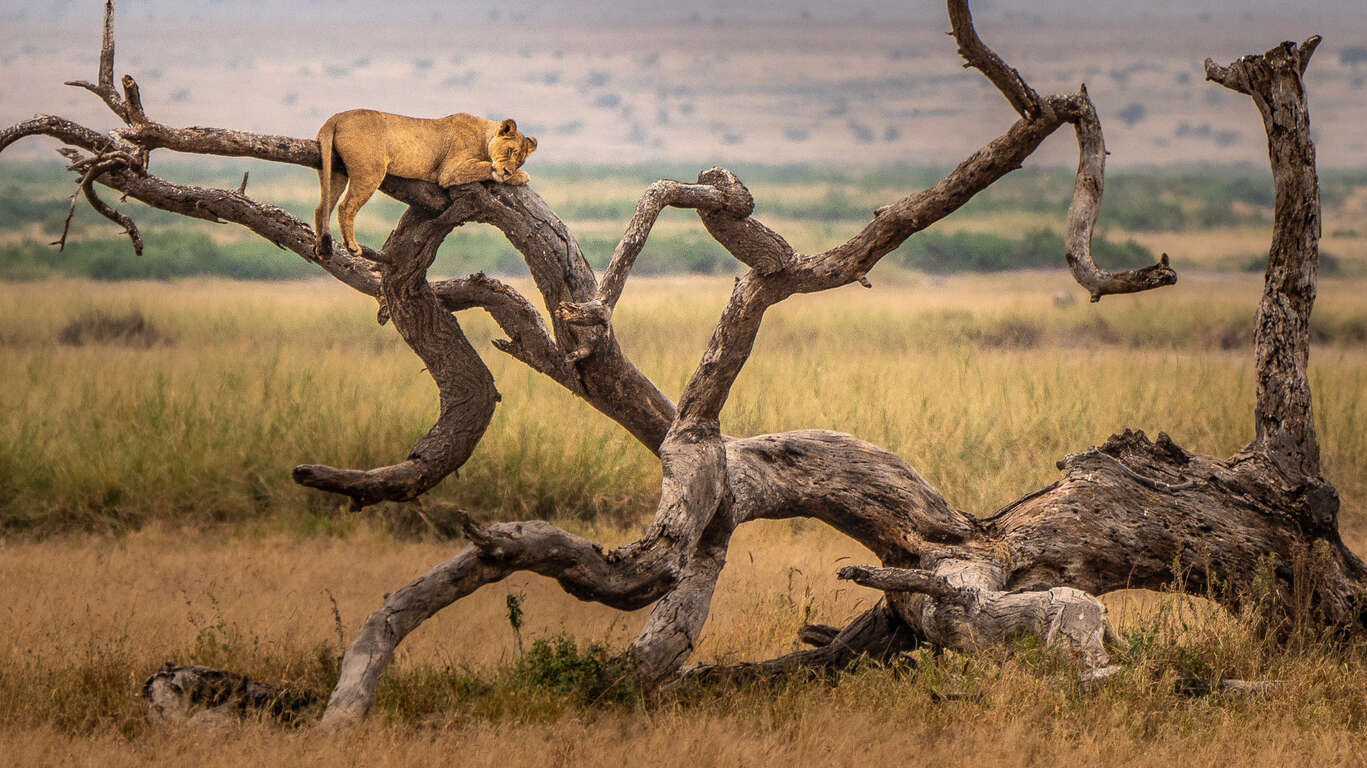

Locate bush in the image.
[511,634,637,706]
[57,310,167,348]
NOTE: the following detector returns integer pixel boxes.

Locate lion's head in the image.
[489,119,537,182]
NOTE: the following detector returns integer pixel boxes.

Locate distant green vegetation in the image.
[0,226,1152,281]
[545,164,1291,231]
[2,160,1364,281]
[5,276,1367,535]
[0,233,316,281]
[890,228,1152,273]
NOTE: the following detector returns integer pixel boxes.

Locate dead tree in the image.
[5,1,1357,725]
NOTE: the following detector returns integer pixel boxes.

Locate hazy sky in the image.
[4,1,1365,168]
[2,0,1364,23]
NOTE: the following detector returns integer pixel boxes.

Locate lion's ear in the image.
[499,118,517,136]
[525,136,537,152]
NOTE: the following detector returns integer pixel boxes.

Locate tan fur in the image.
[314,110,537,255]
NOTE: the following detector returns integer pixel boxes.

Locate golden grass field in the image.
[4,272,1367,765]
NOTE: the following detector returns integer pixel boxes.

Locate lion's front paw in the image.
[505,170,530,185]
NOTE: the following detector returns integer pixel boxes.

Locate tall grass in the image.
[5,273,1367,762]
[4,525,1367,765]
[3,273,1367,541]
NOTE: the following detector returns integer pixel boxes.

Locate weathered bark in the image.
[7,0,1357,728]
[1063,86,1177,302]
[1206,37,1324,479]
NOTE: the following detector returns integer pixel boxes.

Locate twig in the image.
[50,191,81,252]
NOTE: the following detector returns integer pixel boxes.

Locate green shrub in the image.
[511,634,637,706]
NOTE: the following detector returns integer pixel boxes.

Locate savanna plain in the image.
[4,163,1367,766]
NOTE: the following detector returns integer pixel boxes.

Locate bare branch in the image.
[103,167,384,292]
[800,110,1066,290]
[326,507,721,723]
[837,565,974,606]
[1060,86,1178,302]
[1297,35,1323,74]
[49,192,79,252]
[1,115,120,156]
[80,159,144,255]
[631,521,731,684]
[726,430,975,560]
[295,207,499,508]
[596,178,737,309]
[693,167,795,274]
[1203,57,1251,94]
[62,1,133,124]
[432,274,579,390]
[470,183,678,450]
[323,548,510,724]
[98,0,116,92]
[946,0,1041,118]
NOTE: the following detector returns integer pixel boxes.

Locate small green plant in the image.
[510,633,637,707]
[505,591,525,658]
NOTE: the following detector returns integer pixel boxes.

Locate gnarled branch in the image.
[947,0,1041,118]
[1061,85,1177,301]
[295,205,499,508]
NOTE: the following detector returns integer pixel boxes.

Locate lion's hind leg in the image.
[314,169,348,257]
[336,165,384,255]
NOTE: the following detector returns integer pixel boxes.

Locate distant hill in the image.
[2,6,1365,168]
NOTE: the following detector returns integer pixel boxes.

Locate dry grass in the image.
[4,273,1367,540]
[4,524,1367,766]
[5,273,1367,763]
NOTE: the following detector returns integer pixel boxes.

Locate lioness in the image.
[314,109,537,255]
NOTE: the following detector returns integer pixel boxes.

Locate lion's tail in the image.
[314,117,338,256]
